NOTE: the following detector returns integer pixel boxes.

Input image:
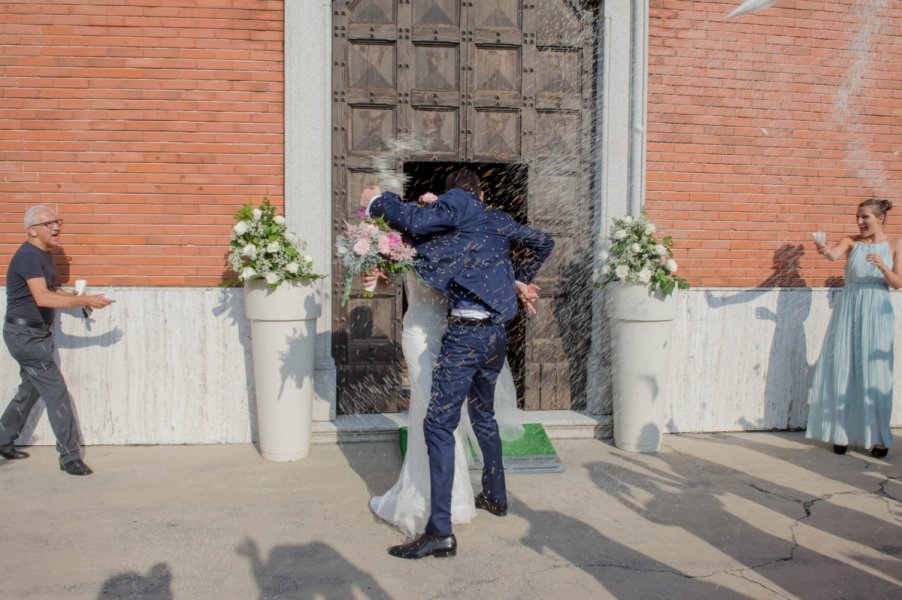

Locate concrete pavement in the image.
[1,431,900,599]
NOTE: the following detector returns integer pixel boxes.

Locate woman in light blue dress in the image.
[807,199,901,458]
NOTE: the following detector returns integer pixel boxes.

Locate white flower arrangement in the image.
[226,198,322,287]
[598,212,689,297]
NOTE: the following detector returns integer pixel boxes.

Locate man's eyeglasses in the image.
[31,219,64,229]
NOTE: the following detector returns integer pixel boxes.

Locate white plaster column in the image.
[284,0,336,421]
[587,0,650,415]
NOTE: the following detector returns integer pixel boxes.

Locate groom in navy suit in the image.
[361,168,554,558]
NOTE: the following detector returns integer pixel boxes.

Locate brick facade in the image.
[0,0,284,286]
[646,0,902,287]
[3,1,900,289]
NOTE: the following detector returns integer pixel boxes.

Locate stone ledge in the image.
[312,411,611,444]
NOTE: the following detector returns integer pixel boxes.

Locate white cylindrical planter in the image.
[607,283,678,453]
[244,279,322,461]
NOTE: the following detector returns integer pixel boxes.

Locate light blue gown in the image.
[806,242,895,449]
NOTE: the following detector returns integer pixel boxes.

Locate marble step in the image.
[311,410,611,444]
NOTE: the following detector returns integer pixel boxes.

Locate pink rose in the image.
[377,234,393,255]
[353,237,370,256]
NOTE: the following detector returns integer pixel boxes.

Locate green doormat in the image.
[398,423,563,473]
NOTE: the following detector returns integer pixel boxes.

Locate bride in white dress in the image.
[369,271,524,537]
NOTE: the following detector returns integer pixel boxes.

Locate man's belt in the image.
[447,315,492,326]
[5,317,52,331]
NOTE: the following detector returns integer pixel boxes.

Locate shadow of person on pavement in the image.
[515,495,754,598]
[587,441,902,596]
[338,440,403,499]
[97,562,172,600]
[237,538,390,599]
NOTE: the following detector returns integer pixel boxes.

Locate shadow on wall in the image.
[213,286,331,454]
[213,288,256,442]
[276,289,322,399]
[14,302,124,447]
[705,244,813,430]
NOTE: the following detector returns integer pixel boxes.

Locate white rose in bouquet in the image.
[597,211,689,296]
[226,198,322,287]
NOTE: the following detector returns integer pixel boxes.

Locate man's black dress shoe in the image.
[388,533,456,559]
[833,444,848,455]
[475,493,508,516]
[60,459,93,476]
[870,446,889,458]
[0,444,29,460]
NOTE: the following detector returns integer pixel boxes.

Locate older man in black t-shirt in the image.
[1,205,114,475]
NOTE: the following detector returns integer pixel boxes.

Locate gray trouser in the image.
[0,323,84,465]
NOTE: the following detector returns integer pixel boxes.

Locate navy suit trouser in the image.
[424,321,508,537]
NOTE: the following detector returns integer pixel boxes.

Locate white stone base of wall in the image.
[1,287,899,446]
[669,287,902,432]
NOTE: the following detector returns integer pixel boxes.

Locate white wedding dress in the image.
[369,271,524,537]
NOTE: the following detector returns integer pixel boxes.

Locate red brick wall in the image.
[646,0,902,287]
[0,0,284,287]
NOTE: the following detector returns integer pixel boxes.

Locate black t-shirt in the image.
[5,242,56,324]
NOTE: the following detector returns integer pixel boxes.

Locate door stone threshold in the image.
[312,410,611,444]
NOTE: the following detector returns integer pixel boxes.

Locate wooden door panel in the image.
[347,23,398,41]
[413,0,460,27]
[535,1,585,48]
[535,48,581,94]
[472,110,520,159]
[348,106,396,153]
[348,42,397,91]
[472,0,520,30]
[473,46,521,94]
[410,108,460,155]
[412,44,459,91]
[349,0,396,24]
[534,112,581,159]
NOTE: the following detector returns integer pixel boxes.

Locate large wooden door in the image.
[332,0,596,413]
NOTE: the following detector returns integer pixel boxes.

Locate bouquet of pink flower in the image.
[336,216,417,305]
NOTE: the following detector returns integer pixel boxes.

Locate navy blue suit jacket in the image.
[369,188,554,323]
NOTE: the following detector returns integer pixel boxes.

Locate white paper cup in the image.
[812,231,826,245]
[74,279,87,295]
